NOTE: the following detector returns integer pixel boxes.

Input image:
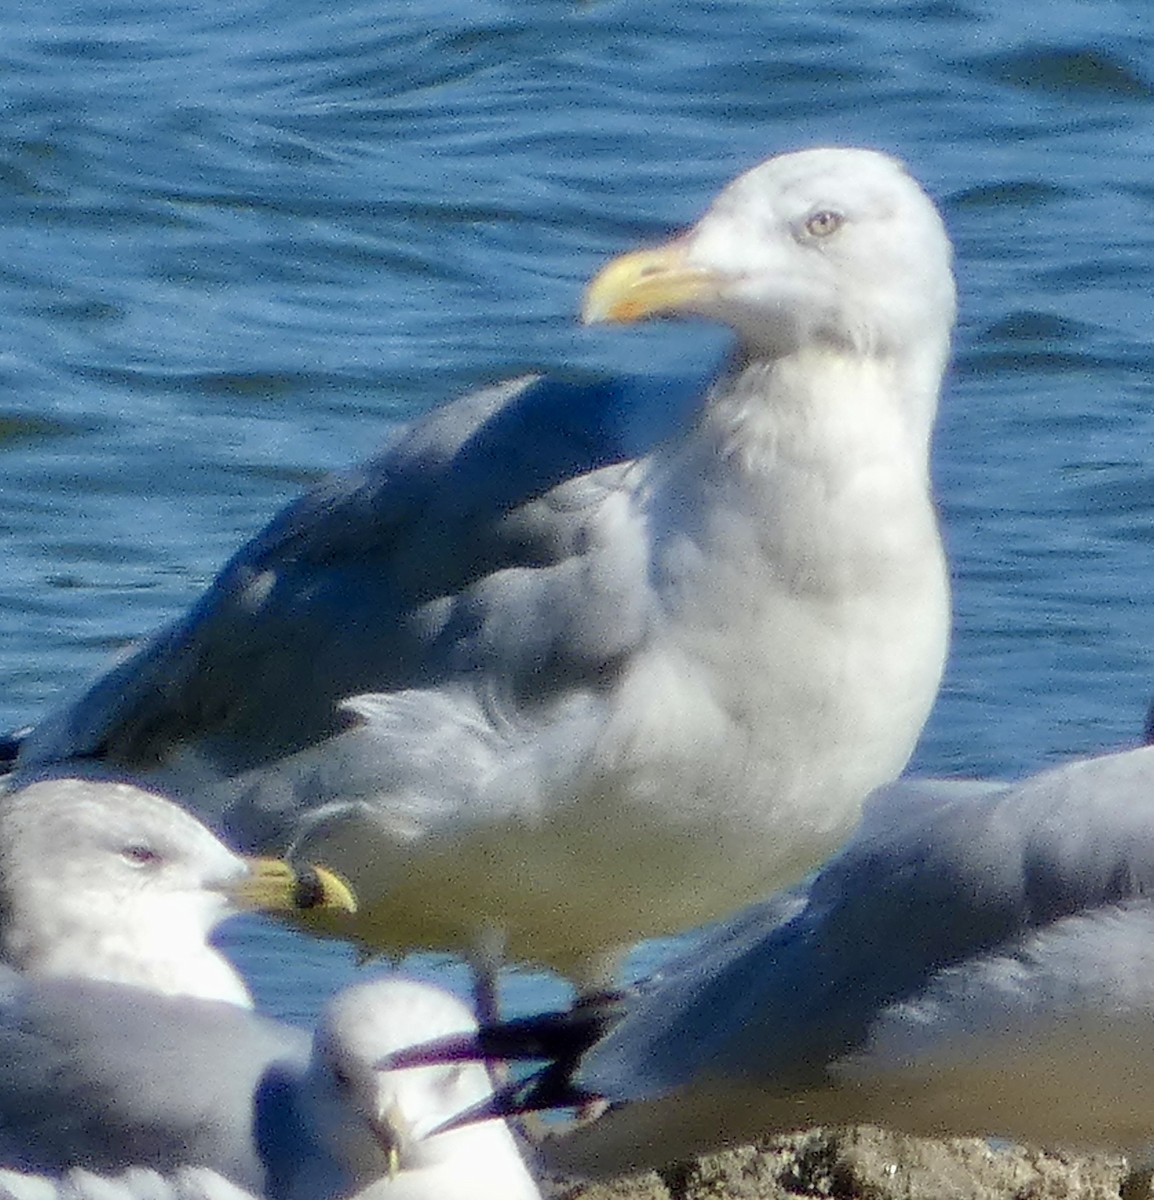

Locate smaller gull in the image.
[296,977,541,1200]
[9,146,954,982]
[395,748,1154,1176]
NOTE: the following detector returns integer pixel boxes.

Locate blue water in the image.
[4,0,1154,1024]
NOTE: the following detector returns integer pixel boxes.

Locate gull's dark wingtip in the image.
[431,1061,600,1136]
[381,993,627,1135]
[379,1031,488,1072]
[379,993,626,1073]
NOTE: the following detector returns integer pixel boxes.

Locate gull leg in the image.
[468,923,507,1030]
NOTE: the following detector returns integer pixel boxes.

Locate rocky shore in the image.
[543,1127,1137,1200]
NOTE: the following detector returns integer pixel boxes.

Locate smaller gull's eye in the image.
[804,210,843,238]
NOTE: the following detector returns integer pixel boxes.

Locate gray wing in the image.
[576,748,1154,1100]
[53,1167,259,1200]
[0,1166,256,1200]
[18,373,707,788]
[0,972,309,1193]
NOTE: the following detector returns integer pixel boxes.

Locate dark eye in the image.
[804,210,843,238]
[122,844,161,868]
[436,1063,468,1100]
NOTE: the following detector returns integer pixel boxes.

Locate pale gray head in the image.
[584,146,956,367]
[303,977,521,1188]
[0,778,254,1003]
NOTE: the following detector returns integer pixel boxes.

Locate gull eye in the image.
[804,210,843,238]
[122,844,161,868]
[436,1063,467,1100]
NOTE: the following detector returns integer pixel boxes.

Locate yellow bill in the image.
[377,1099,406,1177]
[581,239,722,325]
[231,857,358,915]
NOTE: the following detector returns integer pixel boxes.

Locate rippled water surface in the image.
[4,0,1154,1021]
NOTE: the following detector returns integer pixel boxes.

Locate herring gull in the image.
[7,147,954,976]
[405,748,1154,1175]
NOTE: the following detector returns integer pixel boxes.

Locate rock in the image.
[542,1127,1134,1200]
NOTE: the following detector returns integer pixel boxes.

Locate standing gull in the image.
[8,147,954,975]
[411,748,1154,1176]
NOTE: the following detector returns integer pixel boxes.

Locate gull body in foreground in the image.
[0,776,356,1194]
[407,750,1154,1176]
[0,973,539,1200]
[9,146,954,974]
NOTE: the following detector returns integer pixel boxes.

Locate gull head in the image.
[304,977,509,1186]
[0,776,354,1003]
[583,147,955,367]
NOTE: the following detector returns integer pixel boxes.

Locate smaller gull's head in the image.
[583,147,955,366]
[304,977,538,1195]
[0,776,355,1003]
